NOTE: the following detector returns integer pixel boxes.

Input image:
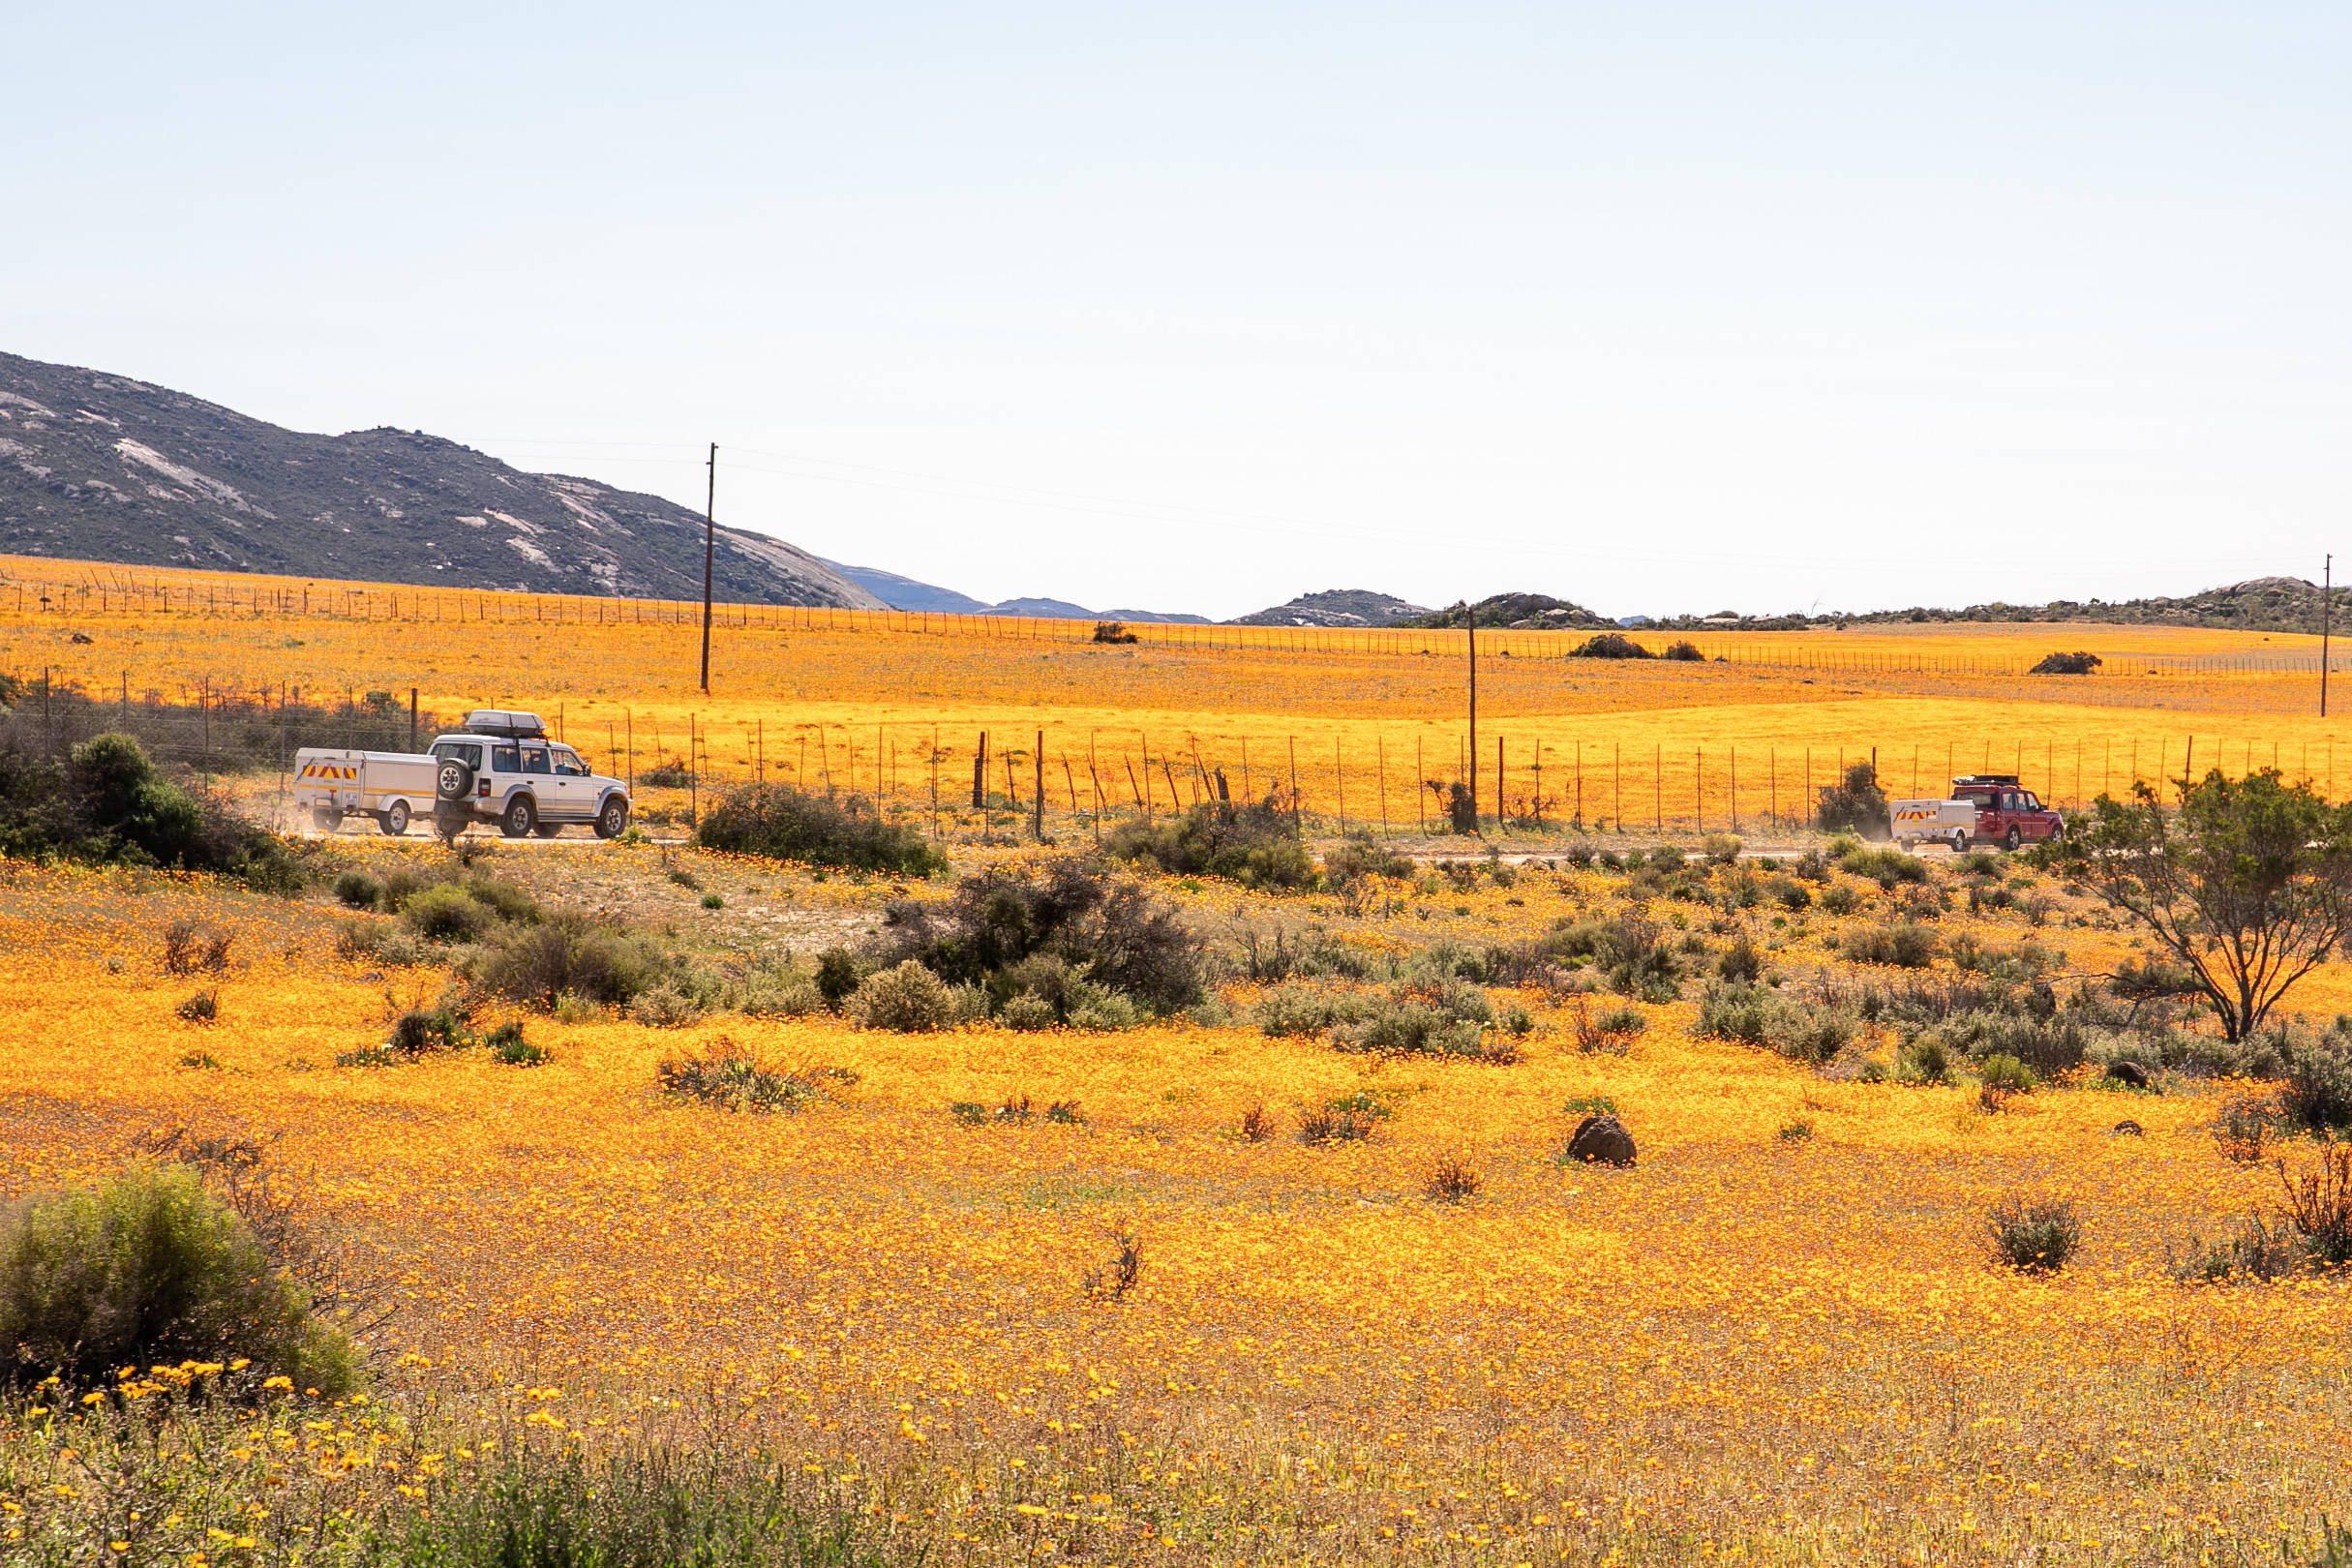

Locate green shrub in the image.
[174,989,218,1023]
[0,733,304,892]
[1325,832,1416,886]
[2028,650,2102,676]
[2274,1026,2352,1134]
[1105,796,1315,890]
[1975,1051,2037,1094]
[1251,982,1366,1037]
[1837,845,1927,890]
[1843,922,1939,968]
[332,870,382,910]
[629,984,704,1028]
[1894,1037,1952,1084]
[1701,833,1741,864]
[402,884,493,944]
[693,783,946,876]
[1561,1093,1619,1117]
[700,892,724,910]
[999,991,1058,1031]
[1662,640,1705,662]
[814,948,862,1009]
[1333,981,1518,1062]
[1819,884,1863,917]
[0,1165,357,1394]
[742,977,826,1017]
[1986,1194,2081,1274]
[1816,760,1888,837]
[849,959,958,1032]
[472,918,666,1010]
[1694,982,1853,1065]
[875,858,1200,1017]
[656,1043,829,1112]
[491,1029,548,1067]
[1569,632,1652,659]
[1570,1003,1647,1052]
[1716,934,1762,983]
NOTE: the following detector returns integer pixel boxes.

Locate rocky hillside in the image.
[0,350,882,608]
[1230,588,1432,627]
[1838,578,2352,635]
[1400,592,1613,631]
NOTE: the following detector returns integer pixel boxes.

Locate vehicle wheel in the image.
[534,823,562,839]
[311,807,341,833]
[593,797,629,839]
[500,797,536,839]
[437,759,475,802]
[1896,836,1914,851]
[2004,826,2022,851]
[379,801,409,836]
[1950,831,1968,852]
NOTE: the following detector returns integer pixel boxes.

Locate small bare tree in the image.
[2040,769,2352,1041]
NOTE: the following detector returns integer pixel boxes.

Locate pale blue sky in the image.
[5,3,2346,618]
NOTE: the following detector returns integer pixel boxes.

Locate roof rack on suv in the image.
[462,709,548,739]
[1952,773,2022,788]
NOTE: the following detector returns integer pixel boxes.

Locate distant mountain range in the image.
[8,351,2336,636]
[0,350,880,607]
[820,560,1210,623]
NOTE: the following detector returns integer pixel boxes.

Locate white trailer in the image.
[291,747,437,836]
[1889,797,1975,851]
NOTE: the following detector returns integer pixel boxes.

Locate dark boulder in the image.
[2111,1119,2145,1137]
[1564,1113,1636,1167]
[2106,1060,2151,1088]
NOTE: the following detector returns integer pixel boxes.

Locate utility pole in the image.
[1465,600,1479,832]
[2325,554,2334,718]
[700,442,717,694]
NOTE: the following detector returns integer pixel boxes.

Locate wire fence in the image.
[582,717,2344,841]
[3,560,2340,680]
[4,665,2336,842]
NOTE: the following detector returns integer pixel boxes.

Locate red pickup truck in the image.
[1950,773,2064,851]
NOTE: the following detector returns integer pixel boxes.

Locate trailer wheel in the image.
[1950,830,1968,852]
[378,801,409,836]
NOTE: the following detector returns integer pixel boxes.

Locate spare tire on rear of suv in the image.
[437,757,474,802]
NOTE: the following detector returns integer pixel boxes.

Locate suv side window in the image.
[553,748,588,777]
[492,744,520,773]
[522,745,552,775]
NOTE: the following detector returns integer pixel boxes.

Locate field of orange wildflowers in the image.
[5,553,2350,846]
[4,825,2352,1564]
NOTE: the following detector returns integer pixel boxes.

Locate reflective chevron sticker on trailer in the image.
[299,764,359,781]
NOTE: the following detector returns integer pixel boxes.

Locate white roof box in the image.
[463,709,547,739]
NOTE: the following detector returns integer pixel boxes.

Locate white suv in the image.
[426,709,631,842]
